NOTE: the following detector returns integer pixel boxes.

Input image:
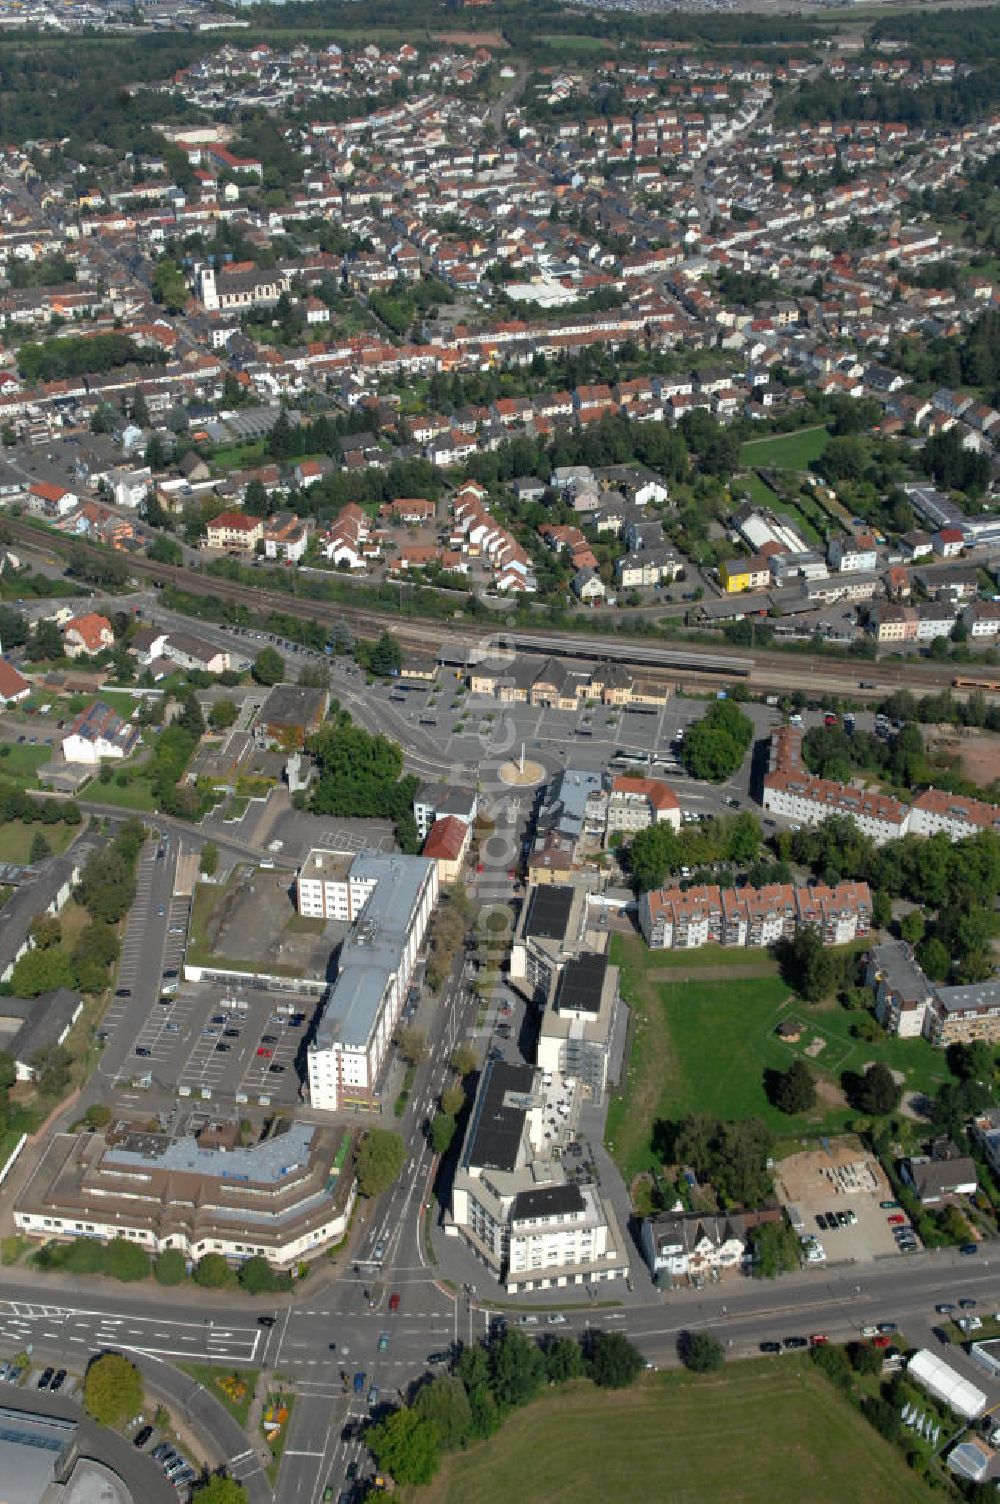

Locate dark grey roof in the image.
[261,683,327,728]
[511,1183,585,1221]
[7,989,81,1066]
[555,954,606,1016]
[522,885,574,942]
[464,1059,534,1173]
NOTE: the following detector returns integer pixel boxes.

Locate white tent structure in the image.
[908,1349,987,1420]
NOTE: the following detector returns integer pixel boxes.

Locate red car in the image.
[809,1333,828,1347]
[887,1213,906,1226]
[872,1335,891,1349]
[389,1293,400,1313]
[257,1047,272,1058]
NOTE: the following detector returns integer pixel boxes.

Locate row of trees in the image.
[628,809,762,892]
[9,818,145,1003]
[367,1327,646,1487]
[33,1234,291,1296]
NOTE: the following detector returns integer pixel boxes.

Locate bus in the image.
[953,676,1000,693]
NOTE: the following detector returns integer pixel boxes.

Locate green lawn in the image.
[740,426,830,471]
[81,773,156,811]
[411,1364,934,1504]
[0,743,51,785]
[607,935,948,1178]
[0,820,75,863]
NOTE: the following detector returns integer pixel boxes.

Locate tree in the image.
[899,909,925,945]
[83,1353,144,1428]
[450,1044,478,1076]
[430,1113,456,1155]
[628,822,681,892]
[412,1375,472,1450]
[682,701,754,783]
[29,914,61,949]
[440,1081,465,1117]
[148,533,182,566]
[366,630,403,678]
[252,647,285,686]
[238,1255,277,1294]
[587,1331,644,1389]
[154,1249,187,1286]
[31,618,64,661]
[778,925,836,1002]
[846,1061,901,1117]
[29,829,52,864]
[191,1478,249,1504]
[26,1041,72,1097]
[131,387,150,427]
[366,1408,440,1487]
[210,699,238,731]
[679,1331,724,1372]
[917,935,951,981]
[749,1221,802,1278]
[177,692,204,738]
[396,1026,427,1065]
[0,605,28,649]
[946,1040,995,1083]
[848,1340,884,1375]
[771,1058,816,1115]
[193,1252,234,1288]
[200,842,219,877]
[488,1328,545,1409]
[356,1128,406,1197]
[105,1236,150,1282]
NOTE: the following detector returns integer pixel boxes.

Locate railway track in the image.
[9,519,975,700]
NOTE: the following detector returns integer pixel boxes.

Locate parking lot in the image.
[776,1147,916,1263]
[114,970,320,1108]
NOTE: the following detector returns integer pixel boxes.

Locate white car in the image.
[546,1314,567,1326]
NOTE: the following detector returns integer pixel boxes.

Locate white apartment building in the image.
[605,775,681,837]
[448,1059,627,1292]
[305,853,438,1112]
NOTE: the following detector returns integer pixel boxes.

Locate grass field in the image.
[411,1364,934,1504]
[0,820,75,864]
[606,935,948,1177]
[740,426,830,471]
[0,743,52,786]
[81,773,156,811]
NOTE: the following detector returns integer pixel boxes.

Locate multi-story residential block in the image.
[536,952,619,1099]
[761,727,909,843]
[509,882,590,1001]
[205,510,264,552]
[447,1059,627,1292]
[305,853,438,1111]
[869,939,1000,1046]
[605,775,681,836]
[638,880,871,950]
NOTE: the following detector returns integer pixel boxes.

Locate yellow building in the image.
[720,554,772,594]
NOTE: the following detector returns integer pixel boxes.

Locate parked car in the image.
[759,1341,781,1354]
[782,1336,808,1350]
[134,1426,154,1449]
[37,1368,54,1390]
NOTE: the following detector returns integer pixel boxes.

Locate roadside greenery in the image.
[366,1326,646,1489]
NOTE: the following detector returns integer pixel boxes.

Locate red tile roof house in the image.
[62,613,114,659]
[422,814,471,881]
[0,659,29,705]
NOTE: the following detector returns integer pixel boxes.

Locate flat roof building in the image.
[306,852,438,1111]
[15,1118,355,1270]
[447,1059,627,1292]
